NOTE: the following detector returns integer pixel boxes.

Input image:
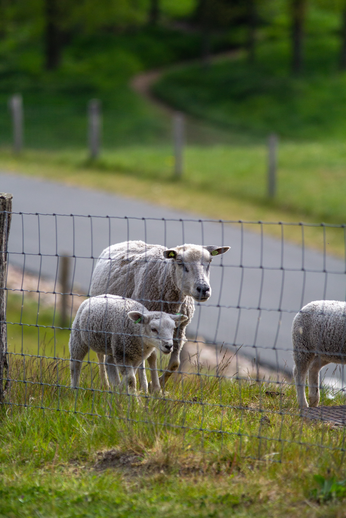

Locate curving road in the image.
[2,172,346,382]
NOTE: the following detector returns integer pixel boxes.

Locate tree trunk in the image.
[0,193,12,403]
[291,0,307,75]
[247,0,257,65]
[340,8,346,70]
[148,0,160,26]
[200,0,211,67]
[44,0,62,70]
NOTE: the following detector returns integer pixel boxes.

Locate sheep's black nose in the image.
[196,285,210,299]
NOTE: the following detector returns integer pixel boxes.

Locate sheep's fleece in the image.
[69,294,188,392]
[90,240,230,388]
[292,300,346,408]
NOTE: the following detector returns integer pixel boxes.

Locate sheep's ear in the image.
[163,249,178,260]
[204,246,230,257]
[172,313,189,326]
[128,311,149,325]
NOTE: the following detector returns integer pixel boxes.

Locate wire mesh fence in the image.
[2,207,346,461]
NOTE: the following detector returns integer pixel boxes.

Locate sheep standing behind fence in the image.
[69,294,189,394]
[90,240,230,390]
[292,300,346,408]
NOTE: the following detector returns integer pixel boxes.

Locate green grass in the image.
[153,34,346,140]
[2,290,346,516]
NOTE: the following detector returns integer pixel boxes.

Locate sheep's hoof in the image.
[148,382,162,395]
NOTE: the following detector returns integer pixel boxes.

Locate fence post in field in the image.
[268,133,278,198]
[0,193,12,401]
[59,255,71,329]
[9,94,23,154]
[173,112,184,178]
[88,99,101,160]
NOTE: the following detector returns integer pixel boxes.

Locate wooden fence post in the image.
[59,255,71,329]
[9,95,23,154]
[88,99,101,160]
[0,193,12,402]
[268,133,278,198]
[173,112,184,178]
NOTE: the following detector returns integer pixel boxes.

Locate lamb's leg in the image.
[308,356,328,407]
[137,361,149,393]
[97,353,109,388]
[70,333,89,388]
[293,355,311,409]
[147,350,161,394]
[105,354,121,388]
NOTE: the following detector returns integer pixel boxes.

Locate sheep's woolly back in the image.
[292,300,346,362]
[90,240,196,322]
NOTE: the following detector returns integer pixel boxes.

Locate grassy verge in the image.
[2,351,346,517]
[2,291,346,516]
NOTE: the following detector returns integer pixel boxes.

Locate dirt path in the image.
[130,50,239,118]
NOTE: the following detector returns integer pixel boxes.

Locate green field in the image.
[1,291,346,516]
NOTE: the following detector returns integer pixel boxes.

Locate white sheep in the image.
[69,294,189,394]
[90,240,230,389]
[292,300,346,408]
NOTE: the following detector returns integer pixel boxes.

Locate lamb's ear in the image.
[172,313,189,327]
[204,246,230,257]
[163,249,178,260]
[128,311,149,325]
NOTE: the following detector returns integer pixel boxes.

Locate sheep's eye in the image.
[151,328,158,334]
[178,262,189,273]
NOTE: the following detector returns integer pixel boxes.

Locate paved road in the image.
[2,172,346,381]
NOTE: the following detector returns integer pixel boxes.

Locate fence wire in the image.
[3,212,346,461]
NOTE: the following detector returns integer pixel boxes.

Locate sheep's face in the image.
[163,244,230,302]
[128,311,189,354]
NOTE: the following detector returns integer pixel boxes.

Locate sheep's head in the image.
[128,311,189,354]
[163,244,230,302]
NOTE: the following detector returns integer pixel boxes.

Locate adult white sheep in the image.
[69,294,189,393]
[90,240,230,389]
[292,300,346,408]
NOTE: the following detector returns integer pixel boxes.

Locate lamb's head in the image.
[163,244,230,302]
[128,311,189,354]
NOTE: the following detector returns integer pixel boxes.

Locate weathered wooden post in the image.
[9,94,23,154]
[173,112,184,178]
[268,133,278,198]
[59,254,71,329]
[88,99,101,160]
[0,193,12,402]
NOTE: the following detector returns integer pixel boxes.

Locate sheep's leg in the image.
[70,335,89,388]
[105,354,121,388]
[120,365,137,394]
[159,347,181,390]
[147,350,161,394]
[293,357,311,409]
[308,356,328,407]
[137,361,149,393]
[97,353,109,389]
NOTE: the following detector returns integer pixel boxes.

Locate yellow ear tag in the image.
[211,250,219,256]
[169,252,175,257]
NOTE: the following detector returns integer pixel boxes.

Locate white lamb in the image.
[292,300,346,408]
[69,294,188,394]
[90,240,230,389]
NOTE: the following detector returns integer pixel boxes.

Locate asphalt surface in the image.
[2,172,346,381]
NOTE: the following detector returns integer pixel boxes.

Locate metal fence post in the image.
[0,193,12,401]
[88,99,101,160]
[173,112,184,178]
[9,95,23,154]
[268,133,278,198]
[59,254,71,329]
